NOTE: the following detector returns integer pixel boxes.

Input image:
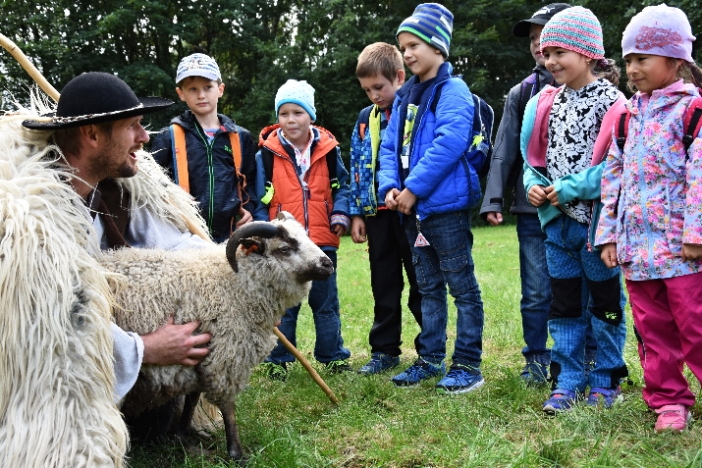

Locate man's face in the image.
[529,24,546,67]
[92,116,149,180]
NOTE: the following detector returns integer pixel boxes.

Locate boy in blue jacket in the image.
[350,42,422,375]
[378,3,485,395]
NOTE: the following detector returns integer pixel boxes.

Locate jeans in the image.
[267,249,351,364]
[365,210,422,356]
[516,214,551,359]
[544,216,627,392]
[405,210,484,367]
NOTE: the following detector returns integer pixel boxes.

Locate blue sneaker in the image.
[358,353,400,375]
[520,361,549,387]
[543,389,577,414]
[391,358,445,387]
[436,364,485,395]
[586,387,622,408]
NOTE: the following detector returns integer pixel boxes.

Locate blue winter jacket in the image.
[377,62,478,221]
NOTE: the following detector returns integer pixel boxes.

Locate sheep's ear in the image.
[276,211,296,222]
[239,238,266,256]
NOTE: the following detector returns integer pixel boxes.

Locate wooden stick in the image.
[0,33,59,102]
[273,327,339,404]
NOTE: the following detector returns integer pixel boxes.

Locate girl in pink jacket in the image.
[596,4,702,433]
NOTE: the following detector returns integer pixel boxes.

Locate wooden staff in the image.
[0,34,339,404]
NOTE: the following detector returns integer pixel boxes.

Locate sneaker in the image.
[655,404,692,433]
[261,362,288,381]
[543,389,577,414]
[325,360,353,374]
[391,358,445,387]
[358,353,400,375]
[436,364,485,395]
[586,387,622,408]
[520,361,549,386]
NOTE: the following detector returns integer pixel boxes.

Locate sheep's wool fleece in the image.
[0,95,207,467]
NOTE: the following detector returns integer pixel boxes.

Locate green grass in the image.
[129,224,702,467]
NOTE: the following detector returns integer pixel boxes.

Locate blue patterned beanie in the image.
[397,3,454,58]
[540,6,604,59]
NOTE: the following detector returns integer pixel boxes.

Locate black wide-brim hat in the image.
[22,71,173,130]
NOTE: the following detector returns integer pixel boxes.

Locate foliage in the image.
[3,0,702,155]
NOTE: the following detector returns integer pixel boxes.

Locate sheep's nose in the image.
[321,256,334,269]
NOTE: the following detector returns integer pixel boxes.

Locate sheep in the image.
[0,122,128,467]
[100,213,335,461]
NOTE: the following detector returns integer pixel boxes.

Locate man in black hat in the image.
[23,72,212,405]
[479,4,574,386]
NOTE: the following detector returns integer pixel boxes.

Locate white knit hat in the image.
[275,79,316,121]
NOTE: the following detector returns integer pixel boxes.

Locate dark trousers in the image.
[365,209,422,356]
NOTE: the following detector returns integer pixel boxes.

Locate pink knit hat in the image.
[622,4,695,62]
[540,6,604,60]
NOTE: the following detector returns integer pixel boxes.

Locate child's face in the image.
[625,54,681,95]
[529,24,546,67]
[278,103,312,148]
[176,76,224,118]
[543,46,595,90]
[358,72,404,110]
[397,32,444,82]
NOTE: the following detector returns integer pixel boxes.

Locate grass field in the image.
[129,224,702,467]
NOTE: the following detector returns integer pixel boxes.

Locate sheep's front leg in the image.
[220,400,243,461]
[176,391,201,439]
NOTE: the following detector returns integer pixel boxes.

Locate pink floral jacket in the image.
[596,81,702,280]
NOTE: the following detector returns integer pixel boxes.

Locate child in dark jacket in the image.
[377,3,485,395]
[351,42,422,375]
[253,79,352,378]
[151,53,257,243]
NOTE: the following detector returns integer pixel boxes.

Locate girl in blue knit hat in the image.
[377,3,486,395]
[521,6,628,413]
[597,4,702,433]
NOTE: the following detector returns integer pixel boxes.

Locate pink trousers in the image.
[626,273,702,409]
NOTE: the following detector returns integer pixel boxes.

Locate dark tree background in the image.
[2,0,702,159]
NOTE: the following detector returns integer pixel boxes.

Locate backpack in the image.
[169,123,248,204]
[430,76,494,178]
[614,96,702,158]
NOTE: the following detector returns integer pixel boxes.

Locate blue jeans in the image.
[516,214,551,359]
[267,249,351,364]
[544,216,627,392]
[405,210,484,367]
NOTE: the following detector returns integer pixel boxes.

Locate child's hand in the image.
[600,243,618,268]
[350,217,367,243]
[332,224,347,237]
[544,185,560,207]
[395,188,417,215]
[682,243,702,261]
[385,188,401,210]
[486,212,503,226]
[528,185,548,207]
[235,208,253,228]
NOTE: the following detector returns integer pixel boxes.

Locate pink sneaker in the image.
[654,404,692,433]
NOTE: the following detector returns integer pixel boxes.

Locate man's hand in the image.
[486,212,503,226]
[682,243,702,261]
[385,188,401,210]
[350,217,367,243]
[544,185,560,207]
[528,185,548,207]
[235,208,253,228]
[600,243,618,268]
[395,188,417,215]
[141,316,211,366]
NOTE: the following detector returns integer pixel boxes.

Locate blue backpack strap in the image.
[518,71,539,121]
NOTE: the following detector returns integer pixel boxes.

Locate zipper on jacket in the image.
[193,124,218,236]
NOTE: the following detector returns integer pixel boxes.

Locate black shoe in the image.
[261,362,288,381]
[325,360,353,374]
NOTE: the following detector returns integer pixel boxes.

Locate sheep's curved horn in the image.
[226,221,280,272]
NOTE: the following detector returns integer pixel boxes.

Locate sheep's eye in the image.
[278,246,291,254]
